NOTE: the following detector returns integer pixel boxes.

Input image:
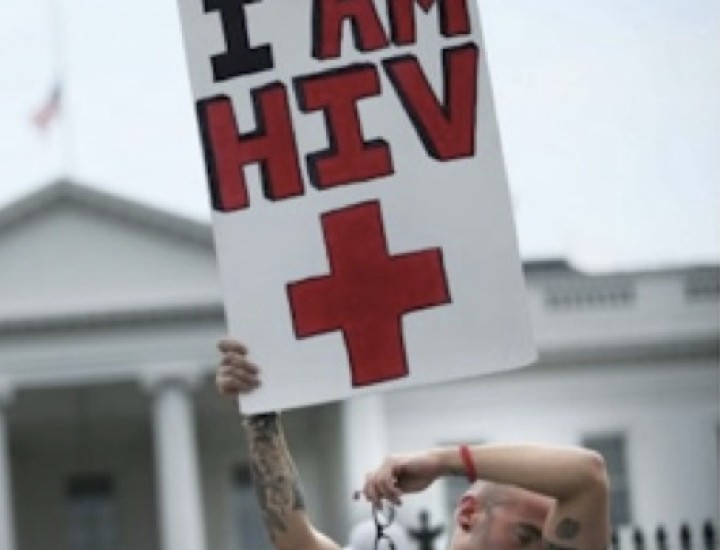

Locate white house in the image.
[0,181,717,550]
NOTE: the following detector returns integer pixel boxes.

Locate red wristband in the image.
[459,444,477,482]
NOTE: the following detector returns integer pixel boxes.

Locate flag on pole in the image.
[31,83,62,131]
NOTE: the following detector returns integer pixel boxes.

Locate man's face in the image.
[449,483,553,550]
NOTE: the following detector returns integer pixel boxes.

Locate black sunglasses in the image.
[371,502,397,550]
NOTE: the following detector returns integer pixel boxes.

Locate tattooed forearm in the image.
[243,413,306,543]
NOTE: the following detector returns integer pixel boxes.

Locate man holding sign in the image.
[176,1,609,547]
[216,339,610,550]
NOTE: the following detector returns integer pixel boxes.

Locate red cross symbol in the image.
[287,201,451,387]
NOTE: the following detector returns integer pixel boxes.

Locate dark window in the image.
[66,474,120,550]
[685,270,720,300]
[582,434,632,526]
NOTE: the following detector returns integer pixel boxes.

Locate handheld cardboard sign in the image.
[175,0,536,413]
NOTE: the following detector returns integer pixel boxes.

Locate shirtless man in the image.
[216,339,610,550]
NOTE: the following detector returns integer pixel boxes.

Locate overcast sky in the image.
[0,0,717,272]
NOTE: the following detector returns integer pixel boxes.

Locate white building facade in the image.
[0,181,717,550]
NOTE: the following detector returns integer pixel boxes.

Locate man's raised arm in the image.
[216,339,341,550]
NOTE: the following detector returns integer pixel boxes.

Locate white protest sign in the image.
[175,0,537,413]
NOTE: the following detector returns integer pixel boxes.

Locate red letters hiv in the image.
[196,0,479,212]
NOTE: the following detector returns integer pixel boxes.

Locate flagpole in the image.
[47,0,74,179]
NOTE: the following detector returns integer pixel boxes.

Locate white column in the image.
[148,377,207,550]
[342,394,389,526]
[0,384,16,550]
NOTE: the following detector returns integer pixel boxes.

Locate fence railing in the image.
[612,523,717,550]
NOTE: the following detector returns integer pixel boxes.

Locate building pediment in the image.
[0,181,222,325]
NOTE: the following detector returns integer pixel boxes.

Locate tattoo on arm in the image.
[556,518,581,540]
[244,413,307,543]
[543,518,582,550]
